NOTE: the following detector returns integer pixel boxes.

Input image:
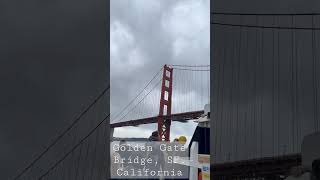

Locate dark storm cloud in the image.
[0,0,107,179]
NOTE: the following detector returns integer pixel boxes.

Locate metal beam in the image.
[110,110,204,128]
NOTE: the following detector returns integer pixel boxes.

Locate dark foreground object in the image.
[211,154,301,179]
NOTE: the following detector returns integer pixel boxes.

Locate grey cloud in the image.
[111,0,209,138]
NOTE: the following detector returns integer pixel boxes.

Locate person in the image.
[164,137,180,179]
[149,131,159,141]
[146,131,165,179]
[118,140,131,161]
[173,138,179,142]
[178,136,187,145]
[174,136,189,180]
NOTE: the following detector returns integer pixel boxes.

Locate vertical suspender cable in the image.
[291,15,295,152]
[277,16,281,155]
[272,16,276,156]
[312,15,318,132]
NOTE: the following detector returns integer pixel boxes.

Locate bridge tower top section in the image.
[158,64,173,141]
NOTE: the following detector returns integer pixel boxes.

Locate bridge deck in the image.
[110,110,204,128]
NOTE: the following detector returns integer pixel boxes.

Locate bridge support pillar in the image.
[157,64,173,141]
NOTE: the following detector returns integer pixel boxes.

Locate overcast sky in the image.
[110,0,210,143]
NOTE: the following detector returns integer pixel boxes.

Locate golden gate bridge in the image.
[111,64,210,141]
[12,64,209,179]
